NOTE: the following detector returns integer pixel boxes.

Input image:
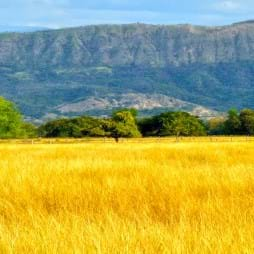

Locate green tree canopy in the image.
[158,112,206,136]
[0,97,24,138]
[38,119,81,138]
[21,122,38,138]
[110,109,141,140]
[139,111,206,137]
[38,116,112,138]
[207,117,226,135]
[239,109,254,135]
[224,109,241,135]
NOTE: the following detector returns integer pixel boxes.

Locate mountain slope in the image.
[0,21,254,120]
[1,22,254,68]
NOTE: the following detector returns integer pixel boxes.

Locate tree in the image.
[173,113,206,136]
[21,122,38,138]
[239,109,254,135]
[72,116,107,137]
[38,119,81,138]
[138,117,160,136]
[207,117,226,135]
[160,112,206,136]
[224,109,241,135]
[110,109,141,141]
[0,97,24,138]
[139,111,206,137]
[38,116,111,138]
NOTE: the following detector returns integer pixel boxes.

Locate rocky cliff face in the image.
[0,21,254,120]
[1,21,254,69]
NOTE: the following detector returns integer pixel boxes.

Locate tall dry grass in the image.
[0,141,253,253]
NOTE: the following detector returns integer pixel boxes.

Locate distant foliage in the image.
[207,117,225,135]
[0,97,24,138]
[38,117,109,138]
[0,97,37,138]
[139,112,206,137]
[2,96,254,139]
[37,108,254,138]
[38,109,141,140]
[110,109,141,140]
[208,108,254,136]
[21,122,38,138]
[224,109,241,135]
[239,109,254,135]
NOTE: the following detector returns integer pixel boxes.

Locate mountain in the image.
[1,21,254,121]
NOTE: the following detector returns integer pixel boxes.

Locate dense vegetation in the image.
[38,108,254,138]
[1,22,254,120]
[1,97,254,139]
[0,97,36,138]
[208,108,254,136]
[38,109,207,139]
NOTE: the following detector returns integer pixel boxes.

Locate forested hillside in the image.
[1,21,254,121]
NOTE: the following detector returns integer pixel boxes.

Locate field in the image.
[0,139,253,253]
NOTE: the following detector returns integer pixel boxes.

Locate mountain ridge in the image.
[0,21,254,121]
[2,21,254,69]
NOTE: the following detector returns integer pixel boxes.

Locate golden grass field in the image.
[0,138,254,253]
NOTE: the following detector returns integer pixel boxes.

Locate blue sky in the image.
[1,0,254,28]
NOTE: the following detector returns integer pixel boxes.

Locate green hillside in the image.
[0,22,254,120]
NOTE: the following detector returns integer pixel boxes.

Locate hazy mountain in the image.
[0,21,254,120]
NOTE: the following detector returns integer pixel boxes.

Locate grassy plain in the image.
[0,138,253,253]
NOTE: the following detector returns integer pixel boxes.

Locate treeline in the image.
[38,110,206,139]
[38,109,254,138]
[208,108,254,135]
[1,96,254,139]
